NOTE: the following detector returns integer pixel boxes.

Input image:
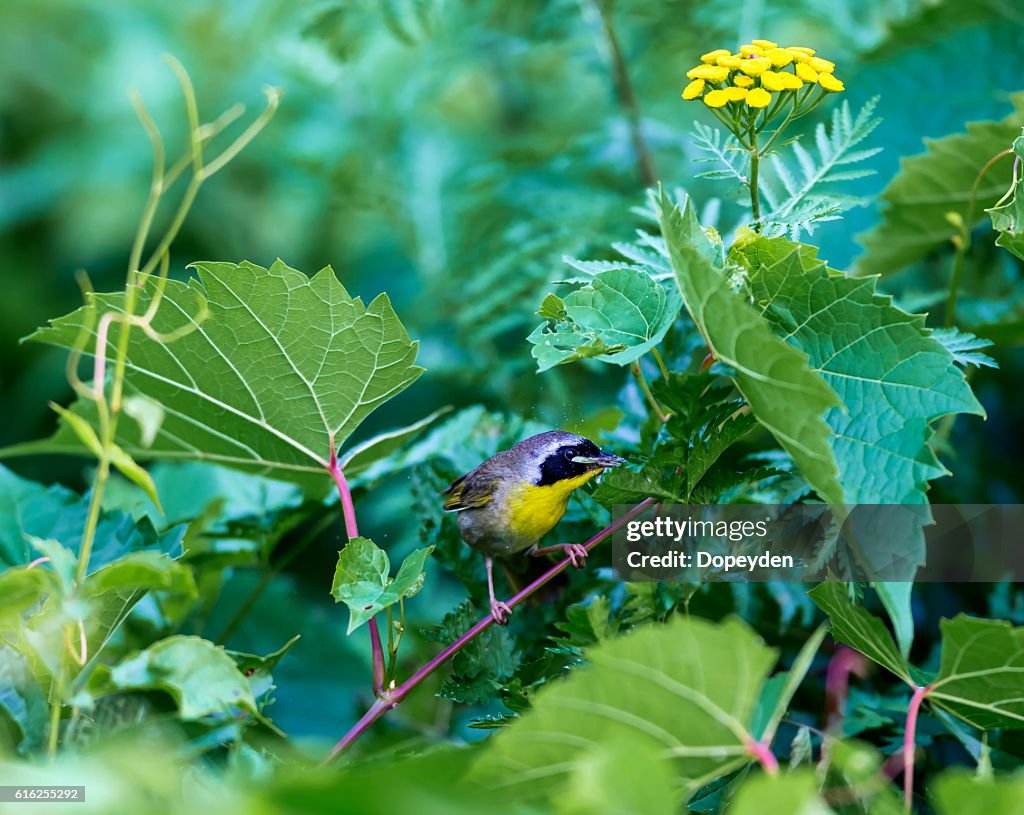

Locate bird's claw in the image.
[565,543,588,569]
[490,599,512,626]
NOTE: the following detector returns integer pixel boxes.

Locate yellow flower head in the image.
[780,71,804,90]
[682,79,705,99]
[760,71,788,92]
[739,56,772,76]
[765,48,794,67]
[703,89,729,108]
[808,56,835,74]
[723,86,749,102]
[739,44,765,56]
[716,55,743,69]
[818,73,845,92]
[795,62,819,83]
[787,46,816,56]
[687,64,731,82]
[746,87,772,108]
[751,39,778,49]
[701,49,731,63]
[733,74,755,88]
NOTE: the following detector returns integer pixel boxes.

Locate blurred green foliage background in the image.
[2,0,1024,751]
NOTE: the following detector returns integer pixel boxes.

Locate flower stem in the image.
[321,498,658,764]
[749,140,762,228]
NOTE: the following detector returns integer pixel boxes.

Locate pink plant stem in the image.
[26,557,51,569]
[745,736,779,775]
[326,439,385,700]
[321,497,658,765]
[903,684,933,812]
[824,646,867,733]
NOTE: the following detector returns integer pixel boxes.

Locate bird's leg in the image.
[529,542,589,569]
[486,556,512,625]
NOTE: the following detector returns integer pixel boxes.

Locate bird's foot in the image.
[490,599,512,626]
[564,543,588,569]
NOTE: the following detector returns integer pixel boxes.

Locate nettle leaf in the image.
[655,190,845,505]
[330,537,433,634]
[527,267,682,371]
[89,635,257,720]
[474,616,790,800]
[732,235,984,506]
[855,94,1024,277]
[20,260,423,492]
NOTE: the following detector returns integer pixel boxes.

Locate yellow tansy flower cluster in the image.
[683,39,845,112]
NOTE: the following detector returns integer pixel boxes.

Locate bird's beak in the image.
[572,452,627,469]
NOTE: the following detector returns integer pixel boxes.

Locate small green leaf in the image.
[808,582,911,683]
[109,444,163,512]
[121,394,165,448]
[931,771,1024,815]
[80,551,196,598]
[330,537,434,634]
[537,292,566,320]
[0,567,56,617]
[89,635,257,720]
[528,268,682,371]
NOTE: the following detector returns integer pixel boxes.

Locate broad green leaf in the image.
[655,191,844,505]
[727,772,833,815]
[330,537,434,634]
[527,267,682,371]
[931,772,1024,815]
[0,465,182,573]
[474,616,779,799]
[855,94,1024,276]
[808,583,911,683]
[929,615,1024,730]
[80,551,196,599]
[20,260,424,492]
[340,406,452,483]
[0,568,55,618]
[558,737,679,815]
[732,235,984,506]
[89,635,257,720]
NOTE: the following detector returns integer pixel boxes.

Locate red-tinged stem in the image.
[903,684,933,812]
[824,646,868,734]
[745,736,779,775]
[326,438,386,701]
[321,497,658,765]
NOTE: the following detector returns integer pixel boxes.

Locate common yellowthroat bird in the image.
[442,431,625,624]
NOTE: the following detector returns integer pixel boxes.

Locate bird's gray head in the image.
[511,431,626,486]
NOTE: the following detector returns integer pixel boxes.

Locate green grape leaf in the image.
[20,260,424,492]
[558,736,679,815]
[931,772,1024,815]
[727,772,834,815]
[808,583,912,683]
[330,537,433,634]
[655,191,844,505]
[88,635,258,720]
[733,235,984,505]
[855,94,1024,276]
[929,616,1024,730]
[474,616,781,799]
[527,267,682,371]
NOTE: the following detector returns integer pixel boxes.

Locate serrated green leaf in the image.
[527,267,682,371]
[733,235,984,506]
[474,616,779,798]
[89,635,257,720]
[330,537,433,634]
[855,94,1024,276]
[808,583,911,683]
[80,551,196,599]
[928,616,1024,730]
[340,407,452,484]
[20,260,424,491]
[655,191,844,504]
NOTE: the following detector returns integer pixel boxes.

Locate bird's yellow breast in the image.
[504,471,599,546]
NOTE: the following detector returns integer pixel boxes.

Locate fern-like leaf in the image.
[760,97,882,238]
[691,121,749,187]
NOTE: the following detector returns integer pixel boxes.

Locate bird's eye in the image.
[563,447,575,460]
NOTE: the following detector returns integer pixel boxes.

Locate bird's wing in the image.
[442,458,506,511]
